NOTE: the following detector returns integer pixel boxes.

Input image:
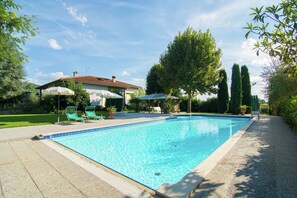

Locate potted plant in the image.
[107,106,117,119]
[240,105,247,115]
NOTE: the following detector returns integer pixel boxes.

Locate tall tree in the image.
[241,65,251,112]
[160,27,222,113]
[217,69,229,113]
[244,0,297,75]
[62,80,90,111]
[231,64,242,114]
[146,64,165,94]
[0,0,38,101]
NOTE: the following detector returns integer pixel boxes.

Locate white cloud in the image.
[27,71,69,85]
[187,1,249,29]
[48,39,62,50]
[131,78,145,88]
[240,38,270,67]
[121,71,130,77]
[66,6,88,26]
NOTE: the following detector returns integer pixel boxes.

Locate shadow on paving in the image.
[189,180,224,198]
[234,120,277,197]
[234,117,297,197]
[190,116,297,198]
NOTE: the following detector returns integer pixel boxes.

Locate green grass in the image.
[0,111,109,129]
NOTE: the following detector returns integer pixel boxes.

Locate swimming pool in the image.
[50,115,250,190]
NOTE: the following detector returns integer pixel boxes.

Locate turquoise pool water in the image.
[51,116,250,189]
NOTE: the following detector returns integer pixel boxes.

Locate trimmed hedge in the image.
[282,95,297,131]
[180,97,218,113]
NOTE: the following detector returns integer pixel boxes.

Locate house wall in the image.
[82,84,139,107]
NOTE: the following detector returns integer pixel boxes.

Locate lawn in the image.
[0,111,109,129]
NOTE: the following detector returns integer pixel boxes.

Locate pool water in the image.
[52,116,250,189]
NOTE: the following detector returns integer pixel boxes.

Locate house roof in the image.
[37,75,142,90]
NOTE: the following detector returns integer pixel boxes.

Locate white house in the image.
[37,71,142,106]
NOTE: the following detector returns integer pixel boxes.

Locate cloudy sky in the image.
[18,0,281,99]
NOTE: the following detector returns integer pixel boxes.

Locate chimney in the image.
[73,71,78,77]
[112,76,116,82]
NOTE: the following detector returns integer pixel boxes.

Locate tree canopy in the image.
[146,64,165,94]
[62,80,90,111]
[244,0,297,75]
[0,0,38,101]
[217,69,229,113]
[231,64,242,114]
[160,27,222,112]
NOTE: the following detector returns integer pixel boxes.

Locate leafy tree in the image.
[231,64,242,114]
[261,60,297,115]
[146,64,165,94]
[241,65,251,113]
[62,80,90,111]
[217,69,229,113]
[0,60,24,101]
[160,27,222,113]
[0,0,37,100]
[244,0,297,74]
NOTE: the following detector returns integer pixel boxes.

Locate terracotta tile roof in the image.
[37,75,142,89]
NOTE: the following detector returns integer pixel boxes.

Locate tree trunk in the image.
[187,92,192,113]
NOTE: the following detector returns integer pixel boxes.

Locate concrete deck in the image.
[191,116,297,197]
[0,114,296,197]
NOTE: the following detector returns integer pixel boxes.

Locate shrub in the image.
[260,104,269,114]
[200,98,218,113]
[282,96,297,131]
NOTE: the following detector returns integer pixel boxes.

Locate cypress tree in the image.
[231,64,242,114]
[217,69,229,113]
[241,65,252,113]
[146,64,164,94]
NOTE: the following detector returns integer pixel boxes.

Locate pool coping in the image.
[156,117,255,198]
[41,115,254,198]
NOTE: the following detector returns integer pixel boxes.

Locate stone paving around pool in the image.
[0,114,297,198]
[190,116,297,198]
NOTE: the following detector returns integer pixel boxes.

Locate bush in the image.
[106,98,123,111]
[282,96,297,131]
[200,98,218,113]
[260,104,269,114]
[179,97,218,113]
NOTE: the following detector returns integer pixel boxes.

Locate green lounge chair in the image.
[65,106,85,122]
[85,106,104,120]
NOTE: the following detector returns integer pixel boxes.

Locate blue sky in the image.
[18,0,281,99]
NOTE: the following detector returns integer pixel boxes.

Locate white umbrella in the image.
[89,90,123,107]
[42,86,75,123]
[91,90,123,99]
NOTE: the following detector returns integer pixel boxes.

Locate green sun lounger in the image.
[65,106,85,122]
[85,106,104,120]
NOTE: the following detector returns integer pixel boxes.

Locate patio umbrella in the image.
[138,93,178,100]
[42,86,75,123]
[89,90,123,107]
[138,93,178,113]
[90,90,123,99]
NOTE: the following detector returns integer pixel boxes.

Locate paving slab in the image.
[1,115,296,198]
[191,116,297,198]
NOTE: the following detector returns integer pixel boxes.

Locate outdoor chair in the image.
[65,106,85,122]
[152,107,161,113]
[85,106,104,120]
